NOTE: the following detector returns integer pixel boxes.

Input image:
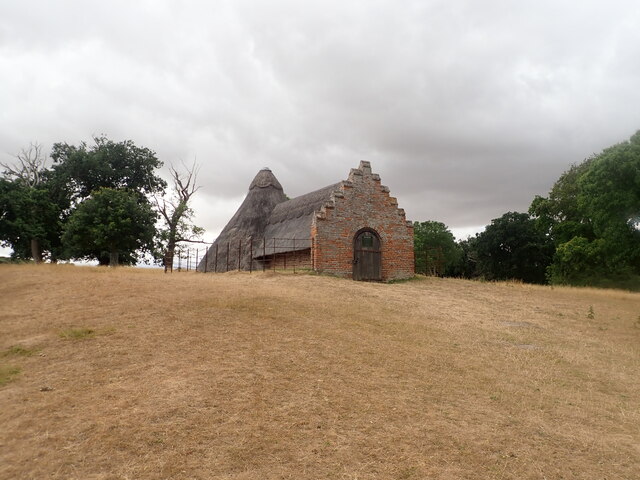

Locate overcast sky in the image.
[2,0,639,242]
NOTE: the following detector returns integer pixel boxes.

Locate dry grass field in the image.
[1,264,639,480]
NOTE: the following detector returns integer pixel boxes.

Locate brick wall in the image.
[261,248,312,271]
[312,161,414,280]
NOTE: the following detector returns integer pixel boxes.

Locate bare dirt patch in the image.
[1,265,639,479]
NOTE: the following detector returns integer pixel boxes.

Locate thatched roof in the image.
[198,167,349,271]
[197,168,287,271]
[260,183,341,253]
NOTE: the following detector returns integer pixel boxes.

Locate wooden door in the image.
[353,230,381,281]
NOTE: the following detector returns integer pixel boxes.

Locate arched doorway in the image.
[353,229,381,281]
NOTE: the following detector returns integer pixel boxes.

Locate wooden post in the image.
[292,237,296,274]
[238,239,242,271]
[263,238,266,272]
[226,243,230,272]
[249,238,253,273]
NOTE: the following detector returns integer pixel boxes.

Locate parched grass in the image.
[0,264,639,479]
[0,364,20,386]
[1,344,38,387]
[2,345,38,357]
[58,327,95,340]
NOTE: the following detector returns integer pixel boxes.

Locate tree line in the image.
[0,136,202,267]
[414,130,640,290]
[3,131,638,287]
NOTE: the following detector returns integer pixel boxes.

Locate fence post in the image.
[249,238,253,274]
[238,239,242,271]
[292,237,296,274]
[195,248,199,272]
[273,238,276,271]
[204,246,208,273]
[263,238,266,272]
[214,243,218,273]
[226,243,230,272]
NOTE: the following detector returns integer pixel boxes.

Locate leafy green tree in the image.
[474,212,553,284]
[413,221,462,276]
[0,143,69,262]
[0,180,62,261]
[546,237,607,285]
[62,188,156,266]
[51,135,166,201]
[51,136,168,265]
[529,158,595,245]
[455,236,479,279]
[577,132,640,273]
[2,137,173,265]
[531,130,640,286]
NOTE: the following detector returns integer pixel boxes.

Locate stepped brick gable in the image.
[198,161,414,281]
[311,161,414,280]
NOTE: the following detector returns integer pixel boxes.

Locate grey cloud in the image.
[1,0,639,242]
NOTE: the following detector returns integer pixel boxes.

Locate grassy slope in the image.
[0,265,639,479]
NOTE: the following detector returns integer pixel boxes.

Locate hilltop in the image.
[1,265,639,479]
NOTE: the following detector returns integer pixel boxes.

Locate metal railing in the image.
[166,237,313,274]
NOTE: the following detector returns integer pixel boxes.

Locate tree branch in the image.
[1,142,47,187]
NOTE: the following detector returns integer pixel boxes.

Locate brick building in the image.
[197,161,414,281]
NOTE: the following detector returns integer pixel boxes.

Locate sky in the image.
[1,0,640,243]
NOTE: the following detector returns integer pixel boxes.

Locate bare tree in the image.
[154,161,203,272]
[1,142,48,262]
[1,142,47,187]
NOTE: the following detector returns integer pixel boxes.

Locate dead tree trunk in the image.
[153,161,202,272]
[164,241,176,273]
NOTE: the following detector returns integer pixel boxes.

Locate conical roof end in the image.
[197,167,288,272]
[249,167,283,191]
[223,168,286,236]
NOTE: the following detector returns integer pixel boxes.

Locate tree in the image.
[455,236,479,279]
[577,132,640,273]
[474,212,553,284]
[529,158,595,245]
[413,221,461,276]
[546,236,607,285]
[153,162,204,272]
[1,142,48,188]
[51,135,166,202]
[51,136,167,265]
[0,143,68,262]
[530,130,640,286]
[62,188,156,266]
